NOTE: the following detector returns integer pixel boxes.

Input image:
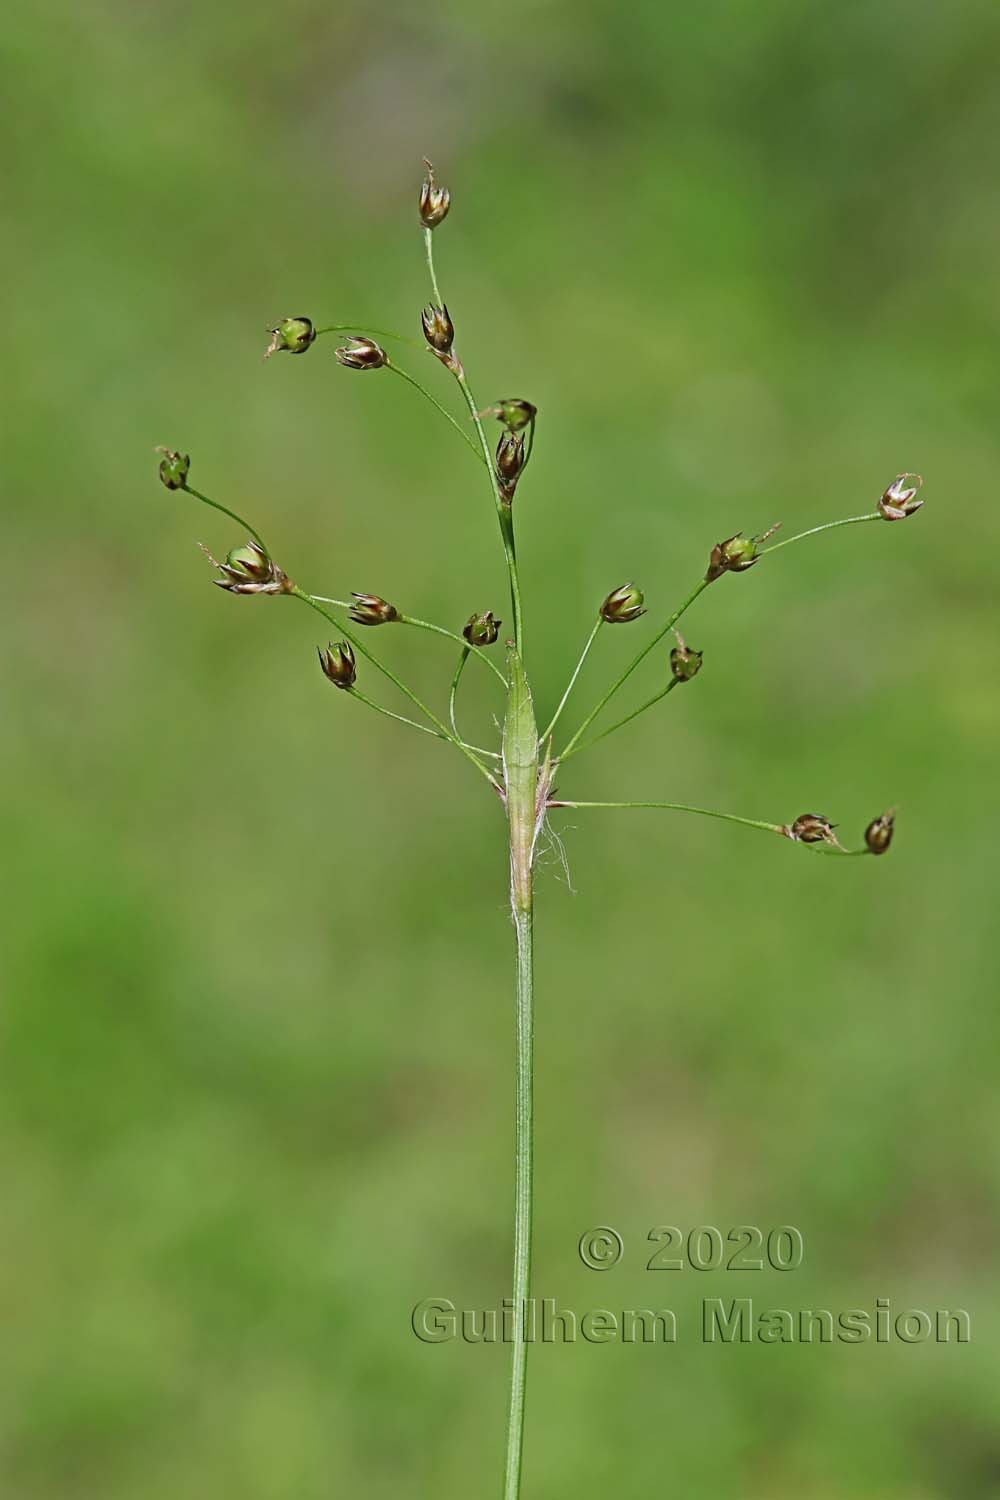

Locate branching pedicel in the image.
[157,159,922,1500]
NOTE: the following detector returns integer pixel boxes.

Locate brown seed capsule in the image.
[864,809,895,855]
[421,303,454,355]
[211,540,292,595]
[264,316,316,360]
[156,447,190,490]
[317,641,356,690]
[418,159,451,229]
[784,813,839,846]
[335,337,388,371]
[495,431,526,500]
[600,583,646,624]
[349,592,399,626]
[463,610,502,646]
[878,473,923,522]
[669,631,703,682]
[705,524,781,584]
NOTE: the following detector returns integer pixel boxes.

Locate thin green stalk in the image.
[559,678,678,762]
[399,614,508,686]
[348,686,499,758]
[504,903,533,1500]
[385,361,486,464]
[560,578,709,758]
[423,227,525,653]
[552,800,873,854]
[540,617,604,743]
[314,323,421,348]
[182,484,268,554]
[293,588,499,786]
[762,512,879,557]
[449,647,469,738]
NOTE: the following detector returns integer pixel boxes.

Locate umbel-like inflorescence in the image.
[157,160,920,1499]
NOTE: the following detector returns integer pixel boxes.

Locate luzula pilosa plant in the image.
[158,158,919,1499]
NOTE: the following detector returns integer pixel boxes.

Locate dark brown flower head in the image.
[463,610,502,646]
[864,809,895,855]
[495,431,526,500]
[317,641,356,690]
[669,631,703,682]
[878,473,923,522]
[783,813,840,846]
[600,583,646,624]
[482,398,537,433]
[421,303,454,354]
[418,159,451,229]
[705,524,781,583]
[212,541,291,595]
[349,592,399,626]
[335,337,387,371]
[156,447,190,490]
[264,316,316,360]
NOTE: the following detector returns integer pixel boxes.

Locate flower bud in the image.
[600,583,646,624]
[496,431,526,500]
[783,813,839,846]
[335,337,387,371]
[421,303,455,355]
[264,316,316,360]
[705,524,780,583]
[418,159,451,229]
[157,447,190,490]
[349,592,399,626]
[481,398,537,432]
[463,610,502,646]
[212,540,291,595]
[318,641,356,690]
[878,473,923,522]
[864,809,895,855]
[669,631,703,682]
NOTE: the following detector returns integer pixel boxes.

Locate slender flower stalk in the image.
[449,647,470,739]
[761,511,879,556]
[559,578,709,758]
[559,678,679,761]
[540,617,604,743]
[384,361,486,463]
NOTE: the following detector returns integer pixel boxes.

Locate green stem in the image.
[423,227,525,654]
[348,687,498,758]
[559,678,678,762]
[540,617,604,743]
[504,902,533,1500]
[182,485,268,554]
[449,647,469,738]
[398,614,508,686]
[761,512,879,557]
[314,323,421,348]
[293,588,499,786]
[385,362,486,464]
[551,800,873,854]
[560,579,709,758]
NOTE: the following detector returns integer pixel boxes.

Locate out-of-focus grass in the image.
[2,2,999,1496]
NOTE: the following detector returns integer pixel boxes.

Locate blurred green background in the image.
[3,1,999,1495]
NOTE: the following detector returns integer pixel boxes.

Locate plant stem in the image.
[449,647,469,738]
[423,227,525,654]
[346,686,497,756]
[505,901,533,1500]
[551,800,873,854]
[385,362,486,464]
[540,616,604,743]
[559,578,709,758]
[761,512,879,556]
[293,588,499,786]
[399,614,508,686]
[558,678,679,761]
[182,484,268,553]
[314,323,421,348]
